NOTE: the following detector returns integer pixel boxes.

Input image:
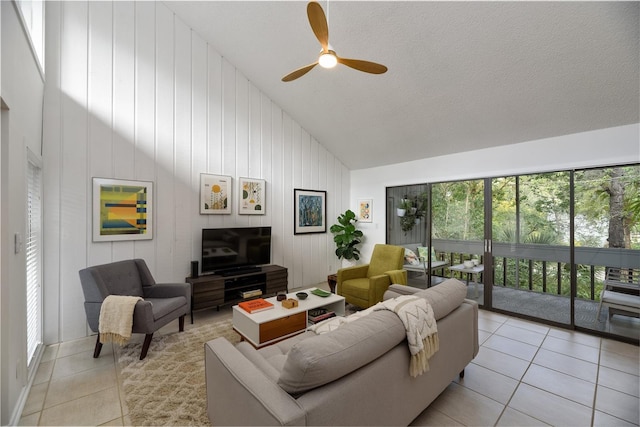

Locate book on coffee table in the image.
[308,310,336,324]
[238,298,274,313]
[239,289,263,299]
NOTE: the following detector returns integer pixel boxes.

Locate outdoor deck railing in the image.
[431,239,640,302]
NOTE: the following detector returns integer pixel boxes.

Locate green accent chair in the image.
[337,244,407,308]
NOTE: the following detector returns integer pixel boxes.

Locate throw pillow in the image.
[417,246,437,262]
[404,248,419,265]
[414,278,467,320]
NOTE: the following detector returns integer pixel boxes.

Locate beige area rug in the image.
[118,318,241,426]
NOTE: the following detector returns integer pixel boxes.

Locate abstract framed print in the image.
[294,189,327,234]
[200,173,232,214]
[239,177,266,215]
[92,178,153,242]
[358,198,373,223]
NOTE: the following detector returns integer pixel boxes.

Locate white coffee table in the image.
[449,264,484,298]
[232,288,345,348]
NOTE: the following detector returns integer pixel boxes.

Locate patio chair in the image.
[596,267,640,321]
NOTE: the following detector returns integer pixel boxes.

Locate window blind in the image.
[26,159,42,365]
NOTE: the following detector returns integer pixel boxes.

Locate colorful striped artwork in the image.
[93,178,153,241]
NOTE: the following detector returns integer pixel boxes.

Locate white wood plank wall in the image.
[43,1,349,343]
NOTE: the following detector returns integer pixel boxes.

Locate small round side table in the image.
[327,273,337,293]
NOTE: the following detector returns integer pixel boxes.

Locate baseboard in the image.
[9,343,44,426]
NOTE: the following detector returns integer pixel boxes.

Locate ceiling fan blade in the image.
[307,1,329,52]
[282,62,319,82]
[337,57,388,74]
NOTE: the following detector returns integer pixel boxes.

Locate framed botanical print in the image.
[92,178,153,241]
[239,177,266,215]
[358,198,373,223]
[200,174,232,214]
[294,189,327,234]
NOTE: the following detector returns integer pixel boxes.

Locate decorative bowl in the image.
[296,291,308,300]
[463,260,475,268]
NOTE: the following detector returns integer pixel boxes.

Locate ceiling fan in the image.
[282,1,388,82]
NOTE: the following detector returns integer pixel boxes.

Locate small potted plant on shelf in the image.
[397,198,413,217]
[330,209,364,263]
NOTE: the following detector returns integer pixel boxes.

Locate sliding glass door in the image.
[432,179,485,304]
[386,163,639,342]
[491,172,572,326]
[574,165,640,339]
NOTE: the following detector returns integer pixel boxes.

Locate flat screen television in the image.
[201,226,272,275]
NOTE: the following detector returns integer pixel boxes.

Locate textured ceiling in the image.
[164,1,639,170]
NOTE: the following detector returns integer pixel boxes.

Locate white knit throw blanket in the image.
[309,295,439,377]
[376,296,439,377]
[99,295,142,345]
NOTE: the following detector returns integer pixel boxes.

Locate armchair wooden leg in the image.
[140,333,153,360]
[459,369,465,378]
[93,335,103,358]
[179,315,185,332]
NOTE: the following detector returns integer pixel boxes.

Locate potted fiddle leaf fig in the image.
[330,209,364,261]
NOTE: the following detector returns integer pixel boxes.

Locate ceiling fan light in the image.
[319,52,337,68]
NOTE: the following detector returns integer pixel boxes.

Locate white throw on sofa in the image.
[204,278,478,426]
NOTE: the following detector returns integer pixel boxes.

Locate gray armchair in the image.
[79,259,191,360]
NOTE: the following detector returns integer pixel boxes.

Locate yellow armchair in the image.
[337,244,407,308]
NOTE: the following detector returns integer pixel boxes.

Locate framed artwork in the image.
[92,178,153,242]
[200,174,232,214]
[294,189,327,234]
[358,198,373,223]
[239,177,266,215]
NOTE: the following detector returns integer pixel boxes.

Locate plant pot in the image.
[409,207,417,215]
[397,208,406,217]
[342,258,357,268]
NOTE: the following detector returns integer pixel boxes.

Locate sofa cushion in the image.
[340,277,371,301]
[277,310,405,394]
[94,261,144,297]
[367,244,405,278]
[144,296,187,320]
[414,278,468,320]
[236,342,281,382]
[256,331,316,377]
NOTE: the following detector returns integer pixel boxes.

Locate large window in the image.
[492,173,571,295]
[387,163,639,341]
[432,180,484,241]
[574,165,640,336]
[574,166,640,250]
[26,153,42,365]
[17,0,45,73]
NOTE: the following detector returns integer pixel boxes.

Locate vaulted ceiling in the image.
[165,1,639,170]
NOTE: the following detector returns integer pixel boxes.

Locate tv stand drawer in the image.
[186,265,288,321]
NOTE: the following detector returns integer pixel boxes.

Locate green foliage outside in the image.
[432,180,484,240]
[428,165,640,301]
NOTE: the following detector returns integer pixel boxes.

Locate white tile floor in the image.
[20,300,639,426]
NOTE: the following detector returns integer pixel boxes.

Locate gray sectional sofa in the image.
[205,278,478,426]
